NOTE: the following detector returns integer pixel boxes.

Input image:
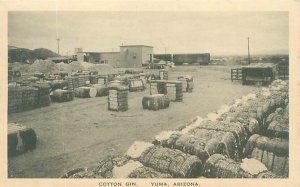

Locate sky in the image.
[8,11,288,55]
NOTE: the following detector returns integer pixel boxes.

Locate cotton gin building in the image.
[119,45,153,68]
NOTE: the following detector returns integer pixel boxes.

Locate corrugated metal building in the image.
[119,45,153,68]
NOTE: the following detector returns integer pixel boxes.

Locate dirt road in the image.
[8,65,259,178]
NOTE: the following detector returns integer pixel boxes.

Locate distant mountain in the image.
[8,46,59,63]
[8,45,19,50]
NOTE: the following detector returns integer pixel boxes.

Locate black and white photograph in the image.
[1,0,300,187]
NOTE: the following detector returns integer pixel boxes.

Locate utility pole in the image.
[57,38,60,56]
[247,37,251,64]
[165,47,167,61]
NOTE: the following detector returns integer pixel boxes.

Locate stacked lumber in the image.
[74,87,97,98]
[8,123,37,156]
[203,154,279,178]
[108,85,128,112]
[92,84,108,97]
[51,89,74,102]
[129,79,145,92]
[142,94,170,111]
[243,134,289,177]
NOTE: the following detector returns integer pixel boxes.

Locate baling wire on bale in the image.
[203,154,279,178]
[92,84,108,97]
[108,85,129,112]
[142,94,170,111]
[154,118,243,162]
[74,87,97,98]
[50,89,74,102]
[265,105,289,139]
[8,123,37,156]
[62,147,173,178]
[127,141,203,178]
[243,134,289,177]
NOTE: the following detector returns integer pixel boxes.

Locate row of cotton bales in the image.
[61,79,288,178]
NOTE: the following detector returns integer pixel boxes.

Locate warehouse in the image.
[173,53,210,65]
[119,45,153,68]
[75,45,153,68]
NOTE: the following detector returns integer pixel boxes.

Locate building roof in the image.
[120,45,153,48]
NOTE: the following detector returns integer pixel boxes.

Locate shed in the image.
[241,63,278,85]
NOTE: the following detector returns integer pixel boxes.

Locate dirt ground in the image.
[8,65,259,178]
